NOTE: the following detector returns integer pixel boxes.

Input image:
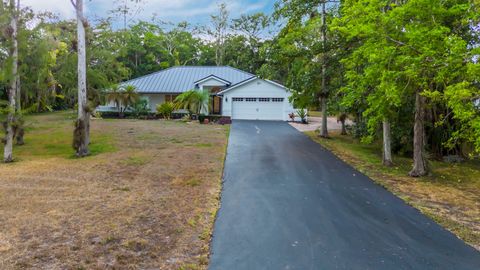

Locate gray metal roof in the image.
[120,66,255,93]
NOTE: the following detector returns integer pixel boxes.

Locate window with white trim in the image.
[232,97,244,101]
[271,98,284,102]
[245,98,257,102]
[258,98,270,102]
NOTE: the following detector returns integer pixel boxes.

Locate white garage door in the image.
[231,97,284,120]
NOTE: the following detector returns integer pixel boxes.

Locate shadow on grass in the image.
[1,111,116,161]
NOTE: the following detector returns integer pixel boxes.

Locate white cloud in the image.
[22,0,76,19]
[22,0,268,23]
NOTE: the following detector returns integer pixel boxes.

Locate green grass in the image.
[305,130,480,249]
[170,138,183,144]
[112,186,131,192]
[194,143,213,148]
[308,111,322,117]
[178,263,201,270]
[122,155,150,166]
[0,111,116,160]
[184,178,201,187]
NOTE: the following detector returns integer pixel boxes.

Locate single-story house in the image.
[102,66,298,121]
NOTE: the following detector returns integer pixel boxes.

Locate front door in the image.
[212,96,222,114]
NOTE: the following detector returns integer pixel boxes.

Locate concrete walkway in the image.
[209,120,480,270]
[289,116,352,132]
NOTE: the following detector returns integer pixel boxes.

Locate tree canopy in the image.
[1,0,479,172]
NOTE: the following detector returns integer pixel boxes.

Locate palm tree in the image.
[196,89,210,115]
[174,90,197,112]
[105,85,139,118]
[174,89,211,115]
[121,85,140,113]
[106,84,123,117]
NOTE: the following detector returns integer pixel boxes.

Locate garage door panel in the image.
[232,101,258,120]
[258,103,283,120]
[231,97,284,120]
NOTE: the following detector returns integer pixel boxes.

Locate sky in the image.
[22,0,278,27]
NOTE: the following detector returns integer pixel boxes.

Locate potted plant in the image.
[289,112,295,122]
[296,108,308,124]
[198,114,206,123]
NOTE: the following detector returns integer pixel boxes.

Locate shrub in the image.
[198,114,206,123]
[93,111,102,118]
[180,114,191,122]
[217,117,232,125]
[173,112,190,120]
[206,115,221,122]
[156,102,174,119]
[132,98,150,118]
[346,121,368,139]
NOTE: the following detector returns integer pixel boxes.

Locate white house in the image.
[102,66,297,121]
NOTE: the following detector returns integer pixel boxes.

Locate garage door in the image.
[231,97,284,120]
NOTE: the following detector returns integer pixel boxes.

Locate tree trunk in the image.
[85,111,90,146]
[382,119,393,166]
[215,46,221,66]
[409,92,428,177]
[73,0,89,157]
[340,117,347,135]
[119,105,124,118]
[318,2,328,138]
[319,96,328,137]
[15,72,20,111]
[15,34,24,146]
[4,0,18,163]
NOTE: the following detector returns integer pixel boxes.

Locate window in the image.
[165,94,179,102]
[245,98,257,102]
[259,98,270,102]
[232,97,244,102]
[271,98,284,102]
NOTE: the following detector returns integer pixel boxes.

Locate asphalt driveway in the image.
[209,121,480,270]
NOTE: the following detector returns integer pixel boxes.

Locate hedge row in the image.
[98,111,231,124]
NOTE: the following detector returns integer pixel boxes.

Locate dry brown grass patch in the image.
[0,113,229,269]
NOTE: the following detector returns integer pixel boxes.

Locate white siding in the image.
[198,78,227,89]
[142,94,165,112]
[222,78,294,121]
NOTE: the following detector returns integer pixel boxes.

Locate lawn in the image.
[306,131,480,250]
[307,111,322,117]
[0,111,229,269]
